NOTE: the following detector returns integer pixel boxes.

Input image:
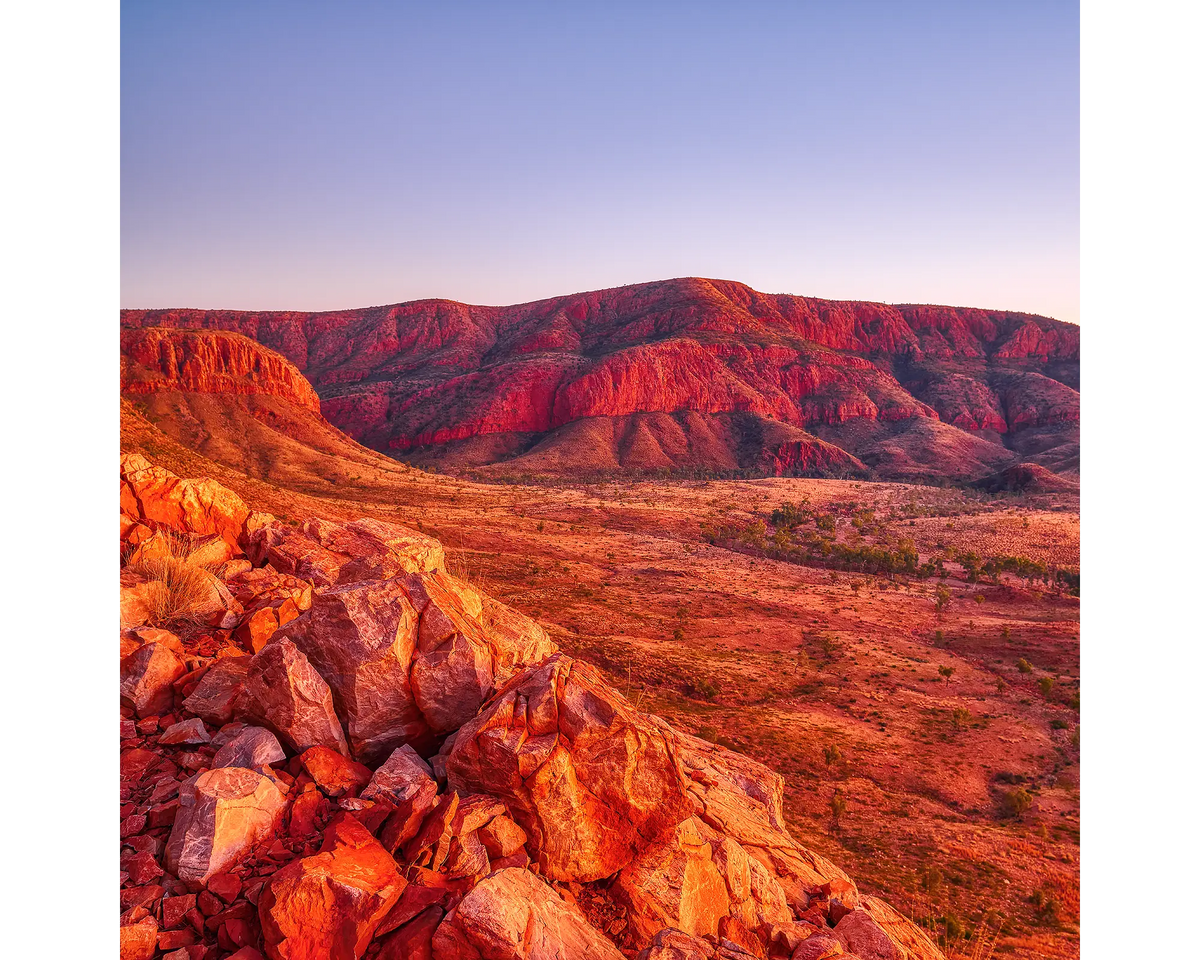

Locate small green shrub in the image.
[1000,786,1033,819]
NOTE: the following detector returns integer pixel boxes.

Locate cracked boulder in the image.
[446,653,693,881]
[430,867,625,960]
[165,766,288,883]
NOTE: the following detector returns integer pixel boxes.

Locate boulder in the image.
[159,718,211,746]
[165,767,288,884]
[614,816,731,944]
[212,726,287,770]
[259,814,405,960]
[121,642,186,717]
[447,654,693,882]
[673,730,853,907]
[478,814,527,860]
[121,454,250,550]
[119,914,159,960]
[244,516,443,588]
[792,935,844,960]
[376,905,443,960]
[364,746,440,853]
[636,928,716,960]
[430,867,625,960]
[233,638,349,756]
[182,657,251,726]
[477,593,557,686]
[276,579,431,762]
[298,745,372,797]
[839,898,944,960]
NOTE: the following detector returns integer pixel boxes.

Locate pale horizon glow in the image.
[122,1,1080,324]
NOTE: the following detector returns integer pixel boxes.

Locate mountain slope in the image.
[121,277,1080,481]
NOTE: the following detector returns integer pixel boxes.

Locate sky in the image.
[121,1,1079,322]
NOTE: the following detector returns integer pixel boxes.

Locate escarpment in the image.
[120,277,1079,482]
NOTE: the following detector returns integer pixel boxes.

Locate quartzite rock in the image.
[674,730,853,907]
[839,898,944,960]
[446,654,693,881]
[244,516,443,589]
[233,638,349,757]
[211,726,287,770]
[121,642,186,717]
[259,814,405,960]
[165,767,288,884]
[182,657,251,726]
[614,816,732,944]
[121,453,251,550]
[276,579,430,762]
[636,928,716,960]
[430,867,626,960]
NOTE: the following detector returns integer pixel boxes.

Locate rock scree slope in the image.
[119,451,946,960]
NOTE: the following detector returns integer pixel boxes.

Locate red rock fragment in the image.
[121,642,186,717]
[298,745,372,798]
[376,906,443,960]
[259,815,405,960]
[119,914,159,960]
[163,894,196,930]
[207,872,243,903]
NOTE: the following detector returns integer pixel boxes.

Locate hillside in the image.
[120,278,1079,482]
[120,449,949,960]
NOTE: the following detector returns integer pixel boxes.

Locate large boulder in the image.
[430,867,625,960]
[211,725,287,769]
[446,654,694,881]
[165,767,288,883]
[277,571,557,762]
[121,453,250,550]
[259,814,405,960]
[673,730,853,907]
[613,817,731,943]
[244,516,444,588]
[275,578,430,762]
[233,638,349,756]
[613,814,792,949]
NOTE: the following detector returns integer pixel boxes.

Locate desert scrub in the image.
[998,786,1033,819]
[126,532,221,624]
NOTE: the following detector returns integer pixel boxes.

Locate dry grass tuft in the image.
[126,531,222,623]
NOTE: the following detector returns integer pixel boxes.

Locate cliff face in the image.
[121,277,1079,479]
[121,328,322,414]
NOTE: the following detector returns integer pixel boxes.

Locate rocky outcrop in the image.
[275,570,555,762]
[121,277,1079,480]
[446,654,694,881]
[117,456,945,960]
[122,453,251,550]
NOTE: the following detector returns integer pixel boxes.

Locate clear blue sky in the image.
[121,1,1079,322]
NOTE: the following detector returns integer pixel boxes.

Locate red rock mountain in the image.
[121,278,1080,481]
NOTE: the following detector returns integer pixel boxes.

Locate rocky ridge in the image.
[120,277,1079,481]
[119,453,945,960]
